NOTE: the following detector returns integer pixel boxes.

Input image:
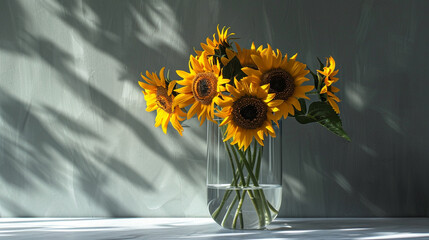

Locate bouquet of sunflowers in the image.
[139,26,349,229]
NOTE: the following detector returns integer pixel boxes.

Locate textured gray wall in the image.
[0,0,428,217]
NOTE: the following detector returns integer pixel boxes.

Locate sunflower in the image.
[139,67,187,135]
[197,25,235,57]
[317,56,341,113]
[242,44,314,120]
[216,78,283,150]
[175,53,230,125]
[221,42,263,69]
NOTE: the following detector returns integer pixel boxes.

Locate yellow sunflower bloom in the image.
[317,56,341,113]
[221,42,263,69]
[216,78,283,150]
[198,25,235,57]
[139,67,187,135]
[242,44,314,120]
[175,53,230,125]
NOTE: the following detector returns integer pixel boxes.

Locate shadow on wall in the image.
[0,0,206,216]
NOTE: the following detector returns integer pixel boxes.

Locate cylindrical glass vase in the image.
[207,120,282,229]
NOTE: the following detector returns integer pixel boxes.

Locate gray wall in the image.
[0,0,428,217]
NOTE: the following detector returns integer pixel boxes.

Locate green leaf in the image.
[222,56,246,81]
[295,115,317,124]
[296,101,351,141]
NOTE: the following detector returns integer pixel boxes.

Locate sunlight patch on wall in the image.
[345,83,366,112]
[283,174,306,202]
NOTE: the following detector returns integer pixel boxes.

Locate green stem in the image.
[225,142,238,187]
[229,144,263,228]
[232,190,246,229]
[234,144,268,228]
[221,193,239,227]
[234,145,259,187]
[257,189,272,224]
[225,141,247,226]
[232,145,263,228]
[251,141,257,166]
[220,141,244,226]
[231,144,262,229]
[211,189,232,220]
[212,127,241,221]
[246,147,252,171]
[233,147,247,187]
[254,144,271,222]
[251,144,273,226]
[267,201,279,215]
[233,188,264,229]
[254,145,263,181]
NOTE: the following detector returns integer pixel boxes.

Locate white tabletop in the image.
[1,218,428,240]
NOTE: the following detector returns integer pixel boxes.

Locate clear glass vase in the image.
[207,120,282,229]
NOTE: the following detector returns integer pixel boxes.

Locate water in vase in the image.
[207,184,282,229]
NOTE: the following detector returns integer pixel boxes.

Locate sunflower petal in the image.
[161,114,170,134]
[328,97,340,114]
[167,81,176,96]
[242,67,261,77]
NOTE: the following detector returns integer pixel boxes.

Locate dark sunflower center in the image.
[232,97,267,129]
[240,105,257,121]
[156,87,173,113]
[197,79,210,97]
[270,75,287,92]
[261,68,295,100]
[193,72,217,105]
